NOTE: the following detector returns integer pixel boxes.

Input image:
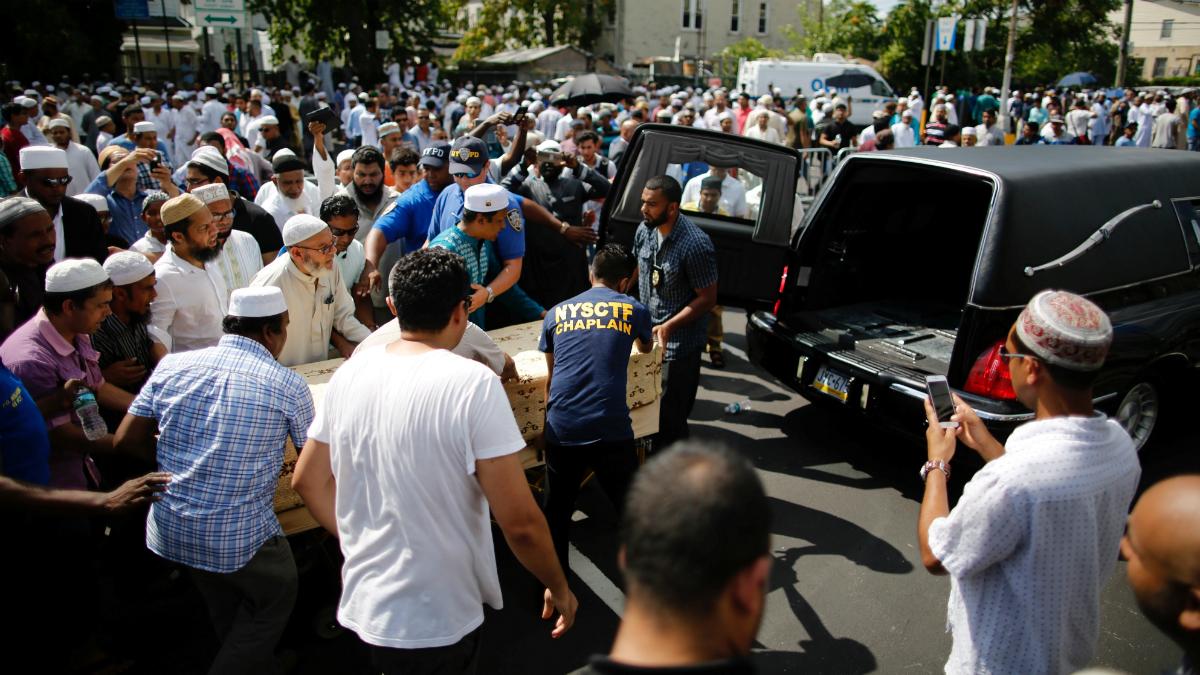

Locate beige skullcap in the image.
[160,193,207,227]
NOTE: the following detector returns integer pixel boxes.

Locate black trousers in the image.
[188,535,298,675]
[370,626,483,675]
[543,438,639,571]
[655,351,703,452]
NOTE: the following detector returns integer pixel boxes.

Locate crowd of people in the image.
[0,66,1196,675]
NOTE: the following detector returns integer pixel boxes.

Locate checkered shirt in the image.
[134,149,173,193]
[130,334,314,573]
[634,214,718,360]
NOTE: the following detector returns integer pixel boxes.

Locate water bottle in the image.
[73,387,107,441]
[724,399,753,415]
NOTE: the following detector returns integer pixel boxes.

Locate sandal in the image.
[708,350,726,368]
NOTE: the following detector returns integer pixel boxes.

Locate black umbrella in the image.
[549,74,635,106]
[824,71,875,90]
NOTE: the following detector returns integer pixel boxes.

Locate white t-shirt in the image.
[308,347,526,648]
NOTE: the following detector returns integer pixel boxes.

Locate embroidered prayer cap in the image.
[1016,290,1113,372]
[191,183,230,205]
[141,190,170,212]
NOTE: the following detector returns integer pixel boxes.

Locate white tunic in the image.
[255,180,323,231]
[210,229,264,300]
[149,245,229,352]
[928,414,1139,675]
[61,142,100,198]
[249,254,371,367]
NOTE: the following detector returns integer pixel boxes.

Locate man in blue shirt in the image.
[365,142,452,293]
[633,176,718,451]
[1188,103,1200,152]
[539,244,652,573]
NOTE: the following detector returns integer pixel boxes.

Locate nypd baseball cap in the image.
[420,141,450,169]
[449,136,488,175]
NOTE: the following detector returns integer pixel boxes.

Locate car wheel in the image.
[1116,380,1160,453]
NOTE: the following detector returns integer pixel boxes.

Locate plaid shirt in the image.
[228,165,260,201]
[130,335,314,573]
[634,214,718,360]
[134,150,174,194]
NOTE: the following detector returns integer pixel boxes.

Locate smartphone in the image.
[925,376,959,428]
[537,150,563,165]
[148,158,160,171]
[514,105,527,120]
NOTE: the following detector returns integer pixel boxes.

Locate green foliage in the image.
[719,38,785,62]
[247,0,456,82]
[0,0,124,81]
[788,0,886,61]
[455,0,612,62]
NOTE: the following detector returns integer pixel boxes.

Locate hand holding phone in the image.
[925,376,959,429]
[515,105,528,120]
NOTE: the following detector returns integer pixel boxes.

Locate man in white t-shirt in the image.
[293,247,577,672]
[917,290,1139,674]
[680,167,748,218]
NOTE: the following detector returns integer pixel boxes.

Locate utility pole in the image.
[998,0,1019,136]
[1115,0,1134,87]
[161,0,173,75]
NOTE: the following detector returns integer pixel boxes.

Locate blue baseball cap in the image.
[420,141,450,169]
[449,136,488,175]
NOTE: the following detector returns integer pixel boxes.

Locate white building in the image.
[1111,0,1200,80]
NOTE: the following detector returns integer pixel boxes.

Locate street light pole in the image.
[1115,0,1133,87]
[998,0,1019,136]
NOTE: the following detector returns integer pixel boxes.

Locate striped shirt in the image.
[633,214,718,360]
[130,334,314,573]
[91,314,154,391]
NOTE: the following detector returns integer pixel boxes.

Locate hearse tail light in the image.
[772,265,789,316]
[963,340,1017,401]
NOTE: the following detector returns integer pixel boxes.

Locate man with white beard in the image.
[250,214,371,365]
[254,151,322,230]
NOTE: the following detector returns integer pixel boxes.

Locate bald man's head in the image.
[1122,475,1200,656]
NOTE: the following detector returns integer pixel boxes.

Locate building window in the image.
[731,0,740,32]
[681,0,703,30]
[607,1,616,26]
[1153,57,1167,78]
[757,1,768,34]
[1160,19,1173,38]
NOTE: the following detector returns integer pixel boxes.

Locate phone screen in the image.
[926,377,955,425]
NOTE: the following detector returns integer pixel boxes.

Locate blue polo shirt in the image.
[426,180,526,261]
[0,365,51,485]
[539,286,652,445]
[85,174,148,246]
[372,178,439,254]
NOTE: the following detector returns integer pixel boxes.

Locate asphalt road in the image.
[137,309,1186,675]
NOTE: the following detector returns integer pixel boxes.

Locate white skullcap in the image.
[95,115,112,127]
[45,258,109,293]
[466,96,481,106]
[336,149,355,166]
[17,97,36,108]
[103,251,154,286]
[228,286,288,318]
[535,139,561,153]
[205,86,218,95]
[139,96,151,105]
[19,146,68,170]
[273,148,296,159]
[47,118,71,130]
[75,193,109,213]
[257,115,279,126]
[191,183,230,204]
[1015,290,1113,371]
[463,183,508,214]
[282,214,329,246]
[960,127,977,137]
[0,196,46,227]
[901,109,913,117]
[189,145,229,176]
[133,121,156,134]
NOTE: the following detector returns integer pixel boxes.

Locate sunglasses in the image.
[330,225,358,237]
[451,170,479,180]
[40,176,73,186]
[998,344,1039,361]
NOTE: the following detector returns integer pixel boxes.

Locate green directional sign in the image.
[200,10,245,28]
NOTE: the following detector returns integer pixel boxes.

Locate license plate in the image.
[812,365,851,403]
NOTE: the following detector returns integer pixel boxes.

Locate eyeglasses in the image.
[210,208,234,222]
[292,240,337,255]
[998,344,1039,361]
[40,176,73,186]
[330,225,358,237]
[185,177,211,187]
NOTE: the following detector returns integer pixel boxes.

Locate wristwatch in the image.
[559,221,570,234]
[919,460,951,482]
[485,285,495,303]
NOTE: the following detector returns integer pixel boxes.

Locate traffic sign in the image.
[199,10,246,28]
[195,0,244,11]
[935,16,958,51]
[114,0,150,19]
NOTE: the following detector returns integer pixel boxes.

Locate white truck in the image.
[736,56,897,127]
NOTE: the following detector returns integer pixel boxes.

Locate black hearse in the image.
[602,124,1200,451]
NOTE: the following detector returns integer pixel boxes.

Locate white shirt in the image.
[975,123,1005,146]
[1065,108,1092,139]
[1089,103,1110,141]
[334,239,366,292]
[743,124,782,145]
[146,106,174,147]
[680,172,749,218]
[174,105,201,167]
[891,122,917,148]
[554,113,575,142]
[249,254,371,367]
[200,100,226,135]
[1134,103,1154,147]
[149,245,229,352]
[255,180,323,231]
[928,414,1140,675]
[129,231,167,256]
[60,142,99,198]
[51,203,65,262]
[536,108,563,139]
[354,320,506,376]
[307,347,525,649]
[211,229,263,300]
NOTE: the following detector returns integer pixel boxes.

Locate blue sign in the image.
[114,0,150,19]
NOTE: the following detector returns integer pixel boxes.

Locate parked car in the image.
[602,124,1200,452]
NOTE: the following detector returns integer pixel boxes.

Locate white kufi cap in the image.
[75,193,109,213]
[282,214,329,246]
[228,287,288,318]
[103,251,154,285]
[133,121,156,134]
[463,183,508,214]
[191,183,230,204]
[45,258,109,293]
[19,146,68,170]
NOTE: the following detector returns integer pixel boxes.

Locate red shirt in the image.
[1,126,29,187]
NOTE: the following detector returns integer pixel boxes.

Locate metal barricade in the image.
[796,147,835,197]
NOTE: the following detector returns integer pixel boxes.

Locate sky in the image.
[869,0,902,15]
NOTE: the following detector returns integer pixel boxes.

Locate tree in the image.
[0,0,124,82]
[719,37,785,62]
[248,0,456,83]
[454,0,613,61]
[787,0,885,61]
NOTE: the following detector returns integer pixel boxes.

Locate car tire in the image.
[1115,376,1168,453]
